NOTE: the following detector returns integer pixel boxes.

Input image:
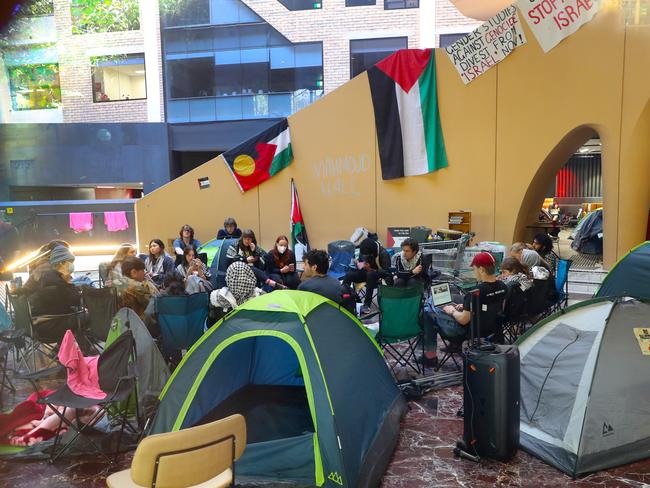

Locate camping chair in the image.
[106,414,246,488]
[81,285,118,350]
[501,285,528,344]
[156,292,209,354]
[549,258,573,314]
[38,330,139,463]
[0,342,15,407]
[374,284,424,376]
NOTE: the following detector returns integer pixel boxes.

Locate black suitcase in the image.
[463,344,520,461]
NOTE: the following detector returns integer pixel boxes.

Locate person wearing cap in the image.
[217,217,242,240]
[28,244,81,317]
[420,251,508,368]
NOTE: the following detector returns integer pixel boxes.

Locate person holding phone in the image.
[175,246,212,293]
[264,235,300,289]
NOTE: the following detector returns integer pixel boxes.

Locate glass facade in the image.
[384,0,418,9]
[350,37,407,78]
[162,0,324,123]
[346,0,376,6]
[91,54,147,102]
[439,33,467,48]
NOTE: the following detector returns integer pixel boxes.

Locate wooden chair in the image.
[106,414,246,488]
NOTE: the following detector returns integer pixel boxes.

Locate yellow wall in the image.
[136,4,650,266]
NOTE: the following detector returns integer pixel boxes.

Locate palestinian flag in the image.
[222,118,293,192]
[291,179,309,257]
[368,49,448,180]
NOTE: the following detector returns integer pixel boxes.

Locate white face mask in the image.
[277,245,287,254]
[65,261,75,274]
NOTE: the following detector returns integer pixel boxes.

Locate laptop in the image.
[431,282,453,307]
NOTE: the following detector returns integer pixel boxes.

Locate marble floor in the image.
[2,376,650,488]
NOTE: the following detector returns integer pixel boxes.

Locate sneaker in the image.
[417,354,439,369]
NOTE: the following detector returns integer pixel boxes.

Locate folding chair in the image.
[0,342,15,408]
[39,330,138,463]
[374,284,424,376]
[551,258,573,313]
[156,292,209,353]
[501,284,528,344]
[435,321,467,372]
[106,414,246,488]
[81,285,118,350]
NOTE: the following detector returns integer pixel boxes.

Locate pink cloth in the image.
[58,330,106,400]
[104,211,129,232]
[69,212,94,232]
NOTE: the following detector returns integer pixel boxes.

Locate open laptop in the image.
[431,282,454,307]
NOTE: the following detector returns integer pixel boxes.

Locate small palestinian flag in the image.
[291,179,309,260]
[222,118,293,192]
[368,49,448,180]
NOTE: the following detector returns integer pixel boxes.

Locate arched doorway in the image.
[513,126,604,268]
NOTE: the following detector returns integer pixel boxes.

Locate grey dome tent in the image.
[516,297,650,477]
[149,291,407,487]
[595,241,650,299]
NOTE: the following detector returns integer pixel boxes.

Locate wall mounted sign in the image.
[517,0,602,53]
[445,5,527,84]
[198,177,210,189]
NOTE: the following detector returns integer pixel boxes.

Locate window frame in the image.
[345,0,376,7]
[349,36,408,79]
[90,53,148,104]
[383,0,418,10]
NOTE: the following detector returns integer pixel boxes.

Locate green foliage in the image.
[15,0,54,17]
[8,63,61,110]
[70,0,140,34]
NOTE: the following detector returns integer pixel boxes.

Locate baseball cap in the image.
[470,252,495,268]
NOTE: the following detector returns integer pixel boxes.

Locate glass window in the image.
[168,56,215,98]
[277,0,322,10]
[346,0,375,6]
[15,0,54,17]
[384,0,418,8]
[71,0,140,34]
[91,54,146,102]
[439,33,467,48]
[161,0,210,27]
[350,37,407,78]
[7,63,61,110]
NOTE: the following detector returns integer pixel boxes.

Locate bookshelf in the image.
[448,210,471,234]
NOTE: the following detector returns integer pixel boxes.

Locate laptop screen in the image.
[431,282,453,307]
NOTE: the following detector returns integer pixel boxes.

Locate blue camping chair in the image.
[156,293,209,353]
[327,240,355,279]
[551,258,573,313]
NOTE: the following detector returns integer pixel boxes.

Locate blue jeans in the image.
[423,302,468,353]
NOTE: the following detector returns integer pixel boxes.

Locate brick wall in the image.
[434,0,481,46]
[238,0,420,93]
[52,0,162,123]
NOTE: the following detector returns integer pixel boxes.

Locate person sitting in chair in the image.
[264,235,300,289]
[342,238,393,315]
[217,217,242,240]
[28,245,81,317]
[510,242,549,271]
[421,252,507,368]
[226,229,285,289]
[172,224,201,258]
[392,238,430,287]
[298,249,343,304]
[175,246,213,294]
[532,233,558,275]
[116,256,159,319]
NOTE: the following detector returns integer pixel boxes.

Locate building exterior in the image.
[0,0,164,124]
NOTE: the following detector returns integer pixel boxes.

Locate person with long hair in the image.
[144,239,175,288]
[172,224,201,258]
[225,229,285,289]
[498,256,533,291]
[104,243,137,286]
[175,245,213,293]
[264,235,299,289]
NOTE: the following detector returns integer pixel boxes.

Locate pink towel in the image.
[69,212,94,233]
[58,330,106,400]
[104,211,129,232]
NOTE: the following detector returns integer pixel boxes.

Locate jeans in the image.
[343,268,394,306]
[423,303,468,353]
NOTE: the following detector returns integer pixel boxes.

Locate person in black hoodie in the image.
[217,217,242,240]
[28,245,81,317]
[264,235,300,289]
[343,238,393,315]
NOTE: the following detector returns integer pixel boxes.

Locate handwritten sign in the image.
[517,0,602,53]
[311,153,369,197]
[445,6,527,85]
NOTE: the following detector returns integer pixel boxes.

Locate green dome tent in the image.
[516,297,650,477]
[149,291,407,487]
[595,241,650,299]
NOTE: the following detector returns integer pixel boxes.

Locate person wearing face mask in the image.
[264,235,300,289]
[226,229,286,289]
[28,245,82,317]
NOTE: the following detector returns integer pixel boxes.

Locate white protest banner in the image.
[445,6,527,85]
[517,0,602,53]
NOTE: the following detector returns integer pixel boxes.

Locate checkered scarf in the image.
[225,261,257,305]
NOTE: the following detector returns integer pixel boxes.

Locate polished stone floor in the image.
[2,375,650,488]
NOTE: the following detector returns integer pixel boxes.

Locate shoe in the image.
[359,305,372,316]
[416,354,439,369]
